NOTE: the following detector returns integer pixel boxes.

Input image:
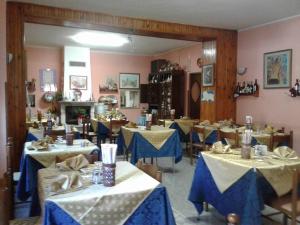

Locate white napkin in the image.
[211,141,231,154]
[272,146,298,160]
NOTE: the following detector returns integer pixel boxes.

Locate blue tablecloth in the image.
[169,122,190,142]
[17,148,101,216]
[118,130,182,165]
[96,121,110,143]
[43,185,176,225]
[188,155,276,225]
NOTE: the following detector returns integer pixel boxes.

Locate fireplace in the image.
[59,101,96,124]
[66,106,91,124]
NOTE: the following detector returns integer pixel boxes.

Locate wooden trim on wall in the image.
[6,1,237,170]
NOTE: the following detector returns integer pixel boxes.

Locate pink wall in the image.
[237,16,300,153]
[90,51,151,122]
[26,46,63,114]
[0,0,6,177]
[26,47,151,122]
[152,43,203,115]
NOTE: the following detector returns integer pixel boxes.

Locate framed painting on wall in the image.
[264,49,292,89]
[202,64,214,87]
[69,75,87,90]
[119,73,140,89]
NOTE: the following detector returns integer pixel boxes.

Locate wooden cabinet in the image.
[146,70,185,119]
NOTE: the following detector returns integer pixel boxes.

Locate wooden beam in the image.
[6,1,237,170]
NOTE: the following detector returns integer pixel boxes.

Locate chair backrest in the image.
[218,128,239,147]
[270,131,293,151]
[290,169,300,225]
[44,127,66,140]
[190,126,206,144]
[0,173,10,225]
[136,160,162,182]
[109,119,128,143]
[82,119,92,139]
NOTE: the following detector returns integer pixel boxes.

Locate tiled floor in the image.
[15,154,291,225]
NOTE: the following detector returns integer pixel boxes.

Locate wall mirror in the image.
[120,89,140,108]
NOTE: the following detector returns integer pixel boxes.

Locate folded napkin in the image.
[199,120,210,126]
[56,154,89,171]
[125,122,137,128]
[211,141,231,154]
[272,146,298,159]
[50,173,83,193]
[264,125,278,134]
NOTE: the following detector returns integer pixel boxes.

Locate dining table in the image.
[189,150,300,225]
[38,161,176,225]
[118,125,182,165]
[26,126,81,141]
[17,139,100,216]
[191,125,288,148]
[163,119,199,142]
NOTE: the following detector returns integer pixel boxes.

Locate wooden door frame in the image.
[6,2,236,170]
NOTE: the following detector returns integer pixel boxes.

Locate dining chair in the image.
[217,128,240,148]
[264,169,300,225]
[269,131,293,151]
[82,119,98,143]
[189,126,207,166]
[109,119,128,143]
[136,160,162,182]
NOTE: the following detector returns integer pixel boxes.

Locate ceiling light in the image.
[70,31,129,47]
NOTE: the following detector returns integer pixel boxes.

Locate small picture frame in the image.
[69,75,87,90]
[119,73,140,89]
[202,64,214,87]
[263,49,292,89]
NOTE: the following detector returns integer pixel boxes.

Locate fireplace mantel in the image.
[59,101,96,124]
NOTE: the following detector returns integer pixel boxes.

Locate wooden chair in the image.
[217,128,240,148]
[136,160,162,182]
[265,169,300,225]
[109,119,128,143]
[189,126,207,165]
[82,119,98,142]
[270,131,293,151]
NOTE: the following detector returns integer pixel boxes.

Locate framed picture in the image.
[69,75,87,90]
[39,69,56,91]
[202,64,214,86]
[99,77,118,93]
[119,73,140,89]
[264,49,292,89]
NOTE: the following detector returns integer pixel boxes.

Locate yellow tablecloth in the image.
[164,119,199,135]
[202,151,300,196]
[38,161,159,225]
[24,139,99,167]
[121,125,175,150]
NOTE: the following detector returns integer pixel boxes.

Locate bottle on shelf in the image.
[249,81,253,94]
[294,79,299,95]
[253,79,258,93]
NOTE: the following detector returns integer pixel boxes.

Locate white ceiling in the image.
[11,0,300,30]
[24,23,198,55]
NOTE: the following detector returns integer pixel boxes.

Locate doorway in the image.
[189,72,201,119]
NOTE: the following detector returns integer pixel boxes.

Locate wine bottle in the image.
[253,79,258,93]
[295,79,299,96]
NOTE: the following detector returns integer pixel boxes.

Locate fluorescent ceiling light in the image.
[70,31,129,47]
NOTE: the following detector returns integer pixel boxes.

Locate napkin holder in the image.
[102,163,116,187]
